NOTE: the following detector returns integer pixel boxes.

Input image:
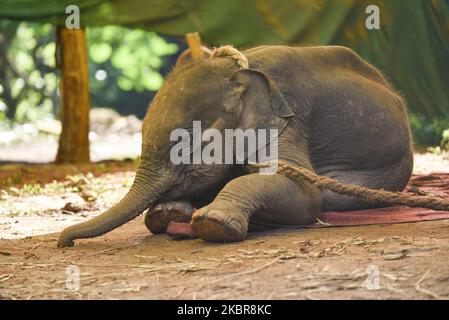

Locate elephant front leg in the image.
[144,200,195,234]
[191,173,322,242]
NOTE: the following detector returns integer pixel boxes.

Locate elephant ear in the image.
[225,68,295,133]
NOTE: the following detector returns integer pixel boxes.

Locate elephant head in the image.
[57,48,294,247]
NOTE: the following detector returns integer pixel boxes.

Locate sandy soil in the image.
[1,218,449,300]
[1,153,449,300]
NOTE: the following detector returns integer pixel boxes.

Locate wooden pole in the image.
[55,27,90,163]
[185,32,204,61]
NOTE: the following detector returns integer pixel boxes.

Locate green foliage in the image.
[88,26,178,93]
[0,21,58,124]
[2,19,447,148]
[0,22,178,124]
[409,113,449,148]
[440,129,449,151]
[7,180,77,197]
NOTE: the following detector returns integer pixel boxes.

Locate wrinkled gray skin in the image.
[58,45,413,247]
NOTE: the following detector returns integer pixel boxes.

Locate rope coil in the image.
[251,161,449,211]
[211,45,249,69]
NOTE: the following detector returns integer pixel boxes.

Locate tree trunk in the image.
[55,27,90,163]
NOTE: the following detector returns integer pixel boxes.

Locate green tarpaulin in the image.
[1,0,448,120]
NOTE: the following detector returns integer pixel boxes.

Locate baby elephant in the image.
[58,45,413,247]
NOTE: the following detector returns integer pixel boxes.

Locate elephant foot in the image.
[144,201,195,234]
[191,203,249,242]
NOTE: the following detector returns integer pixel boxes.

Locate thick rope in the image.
[251,161,449,211]
[211,45,249,69]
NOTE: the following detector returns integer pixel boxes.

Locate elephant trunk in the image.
[57,167,163,247]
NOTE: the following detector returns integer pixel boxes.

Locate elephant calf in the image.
[58,45,413,247]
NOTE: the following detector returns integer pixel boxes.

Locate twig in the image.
[385,283,406,296]
[175,286,185,299]
[415,269,442,299]
[266,289,276,299]
[209,256,281,285]
[85,244,139,257]
[0,274,14,282]
[52,269,149,285]
[30,243,42,250]
[315,218,332,227]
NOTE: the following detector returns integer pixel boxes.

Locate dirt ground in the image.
[1,153,449,300]
[2,219,449,300]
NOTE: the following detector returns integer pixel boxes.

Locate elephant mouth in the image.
[159,181,222,209]
[159,165,243,210]
[190,187,222,209]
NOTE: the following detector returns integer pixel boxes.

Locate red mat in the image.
[167,173,449,238]
[318,173,449,226]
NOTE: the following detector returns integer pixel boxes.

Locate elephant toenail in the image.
[193,212,207,223]
[152,204,163,212]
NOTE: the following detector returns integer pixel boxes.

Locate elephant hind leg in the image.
[144,201,195,234]
[320,161,413,211]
